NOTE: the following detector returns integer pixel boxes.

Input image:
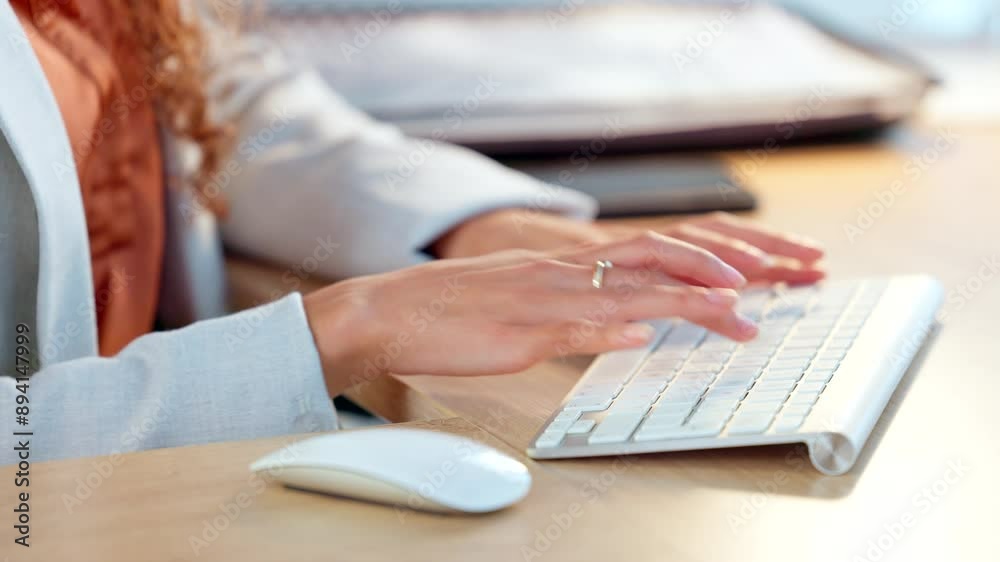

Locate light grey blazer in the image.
[0,3,596,465]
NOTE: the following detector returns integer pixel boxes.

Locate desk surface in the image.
[227,124,1000,561]
[10,125,997,561]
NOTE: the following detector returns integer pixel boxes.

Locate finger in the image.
[533,260,684,290]
[560,230,747,289]
[530,320,659,358]
[609,285,758,341]
[539,285,756,341]
[694,213,825,263]
[752,257,826,285]
[666,224,772,276]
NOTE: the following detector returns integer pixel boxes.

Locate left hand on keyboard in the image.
[433,211,825,285]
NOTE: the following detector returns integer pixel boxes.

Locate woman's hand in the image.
[433,210,826,285]
[305,231,758,396]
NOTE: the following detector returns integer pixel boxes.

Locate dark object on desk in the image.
[506,155,755,217]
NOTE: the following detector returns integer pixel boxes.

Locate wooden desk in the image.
[223,124,999,561]
[0,419,606,561]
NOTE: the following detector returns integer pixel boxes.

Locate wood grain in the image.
[154,123,1000,561]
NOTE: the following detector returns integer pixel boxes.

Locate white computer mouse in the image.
[249,427,532,514]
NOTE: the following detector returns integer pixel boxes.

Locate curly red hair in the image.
[108,0,234,215]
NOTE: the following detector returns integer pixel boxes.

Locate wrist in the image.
[431,208,538,259]
[302,280,382,396]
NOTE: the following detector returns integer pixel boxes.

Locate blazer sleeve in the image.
[0,294,337,464]
[195,23,599,279]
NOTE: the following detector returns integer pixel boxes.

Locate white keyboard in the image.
[527,276,943,475]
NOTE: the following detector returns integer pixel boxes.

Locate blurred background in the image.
[254,0,999,426]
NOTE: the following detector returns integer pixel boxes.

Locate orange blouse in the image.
[13,0,165,355]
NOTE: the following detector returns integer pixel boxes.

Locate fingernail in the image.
[736,314,758,338]
[618,323,655,345]
[705,288,739,306]
[794,235,825,252]
[721,263,747,287]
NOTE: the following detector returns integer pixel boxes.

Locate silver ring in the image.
[591,259,614,289]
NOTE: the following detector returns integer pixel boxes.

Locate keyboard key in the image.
[660,389,705,406]
[635,424,723,441]
[704,385,747,399]
[713,375,757,389]
[633,426,687,442]
[787,390,822,405]
[546,418,579,433]
[649,401,697,417]
[720,364,765,377]
[660,323,706,348]
[607,401,654,417]
[566,419,596,435]
[796,381,827,393]
[683,363,725,375]
[553,410,582,423]
[643,357,688,372]
[696,398,741,415]
[588,413,645,444]
[689,349,732,362]
[780,403,813,417]
[735,401,782,416]
[752,379,797,393]
[803,368,835,384]
[618,386,663,401]
[576,382,624,395]
[772,414,807,433]
[726,414,776,435]
[774,350,817,361]
[564,396,613,412]
[699,340,739,353]
[810,359,840,372]
[535,430,566,448]
[643,411,688,427]
[768,358,811,372]
[759,368,804,382]
[728,358,772,370]
[816,349,848,362]
[685,419,728,435]
[744,390,791,403]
